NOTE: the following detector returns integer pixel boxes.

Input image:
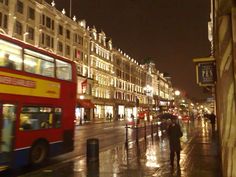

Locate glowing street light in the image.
[174,90,181,96]
[144,85,153,121]
[174,89,181,115]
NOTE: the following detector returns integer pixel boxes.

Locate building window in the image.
[66,29,70,39]
[66,45,70,55]
[52,20,54,30]
[16,0,24,14]
[46,16,51,28]
[73,33,77,43]
[0,13,7,29]
[51,37,54,48]
[3,14,8,29]
[0,0,8,5]
[58,41,63,52]
[46,34,50,47]
[79,35,83,45]
[0,13,2,27]
[41,33,44,45]
[28,26,34,40]
[15,21,22,35]
[58,25,63,35]
[28,7,35,20]
[42,14,45,25]
[41,15,54,30]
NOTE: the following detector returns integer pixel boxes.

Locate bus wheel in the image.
[30,141,48,165]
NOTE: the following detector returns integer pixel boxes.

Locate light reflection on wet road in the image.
[16,120,221,177]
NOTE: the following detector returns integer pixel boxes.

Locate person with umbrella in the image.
[167,116,183,168]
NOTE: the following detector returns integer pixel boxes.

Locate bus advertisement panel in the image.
[0,33,77,170]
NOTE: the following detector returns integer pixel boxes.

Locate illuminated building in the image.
[0,0,175,122]
[113,48,147,120]
[0,0,93,122]
[88,26,114,120]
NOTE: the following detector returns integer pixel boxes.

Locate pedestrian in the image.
[131,113,134,121]
[117,114,120,121]
[109,113,112,122]
[106,112,109,120]
[3,53,16,69]
[168,118,183,168]
[209,112,216,132]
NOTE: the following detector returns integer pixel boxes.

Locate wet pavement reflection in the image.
[21,120,221,177]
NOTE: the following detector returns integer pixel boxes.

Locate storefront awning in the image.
[77,99,96,109]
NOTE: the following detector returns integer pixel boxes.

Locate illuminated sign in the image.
[0,71,60,98]
[196,62,216,86]
[193,57,216,86]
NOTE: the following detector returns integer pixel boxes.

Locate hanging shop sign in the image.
[193,57,216,86]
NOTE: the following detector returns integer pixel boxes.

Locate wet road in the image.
[4,120,221,177]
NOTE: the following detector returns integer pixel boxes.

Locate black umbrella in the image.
[157,113,177,119]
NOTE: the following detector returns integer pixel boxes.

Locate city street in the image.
[2,119,222,177]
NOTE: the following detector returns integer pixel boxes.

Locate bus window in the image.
[19,114,32,130]
[1,104,16,154]
[0,39,22,70]
[1,53,16,69]
[23,55,38,74]
[24,49,55,77]
[19,106,61,131]
[54,108,62,128]
[56,59,72,80]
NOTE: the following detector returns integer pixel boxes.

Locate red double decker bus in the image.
[0,33,77,170]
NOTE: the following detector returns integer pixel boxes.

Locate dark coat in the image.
[168,123,183,151]
[209,113,216,124]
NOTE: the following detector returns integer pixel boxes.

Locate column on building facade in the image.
[214,1,236,176]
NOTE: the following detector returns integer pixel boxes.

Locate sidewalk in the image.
[72,120,221,176]
[91,120,222,177]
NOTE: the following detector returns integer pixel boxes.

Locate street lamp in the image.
[144,85,153,121]
[174,90,181,116]
[174,90,180,96]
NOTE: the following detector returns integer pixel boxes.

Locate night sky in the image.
[47,0,211,100]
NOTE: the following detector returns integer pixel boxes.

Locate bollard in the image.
[87,138,99,162]
[144,122,147,141]
[87,160,99,177]
[125,124,128,148]
[151,122,153,141]
[136,126,139,142]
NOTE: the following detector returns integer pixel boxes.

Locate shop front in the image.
[117,105,125,120]
[94,104,114,121]
[76,99,95,125]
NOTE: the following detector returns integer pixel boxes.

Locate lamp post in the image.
[144,85,153,122]
[174,90,181,116]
